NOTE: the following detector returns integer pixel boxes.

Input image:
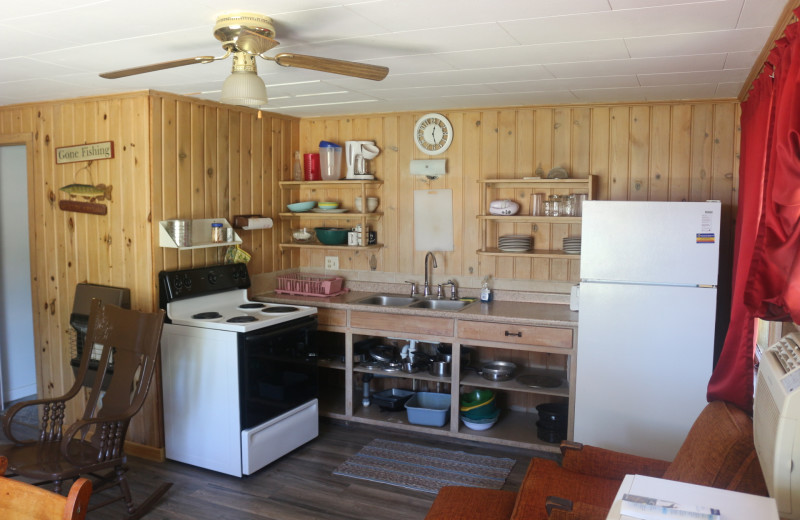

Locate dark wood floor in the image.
[1,416,558,520]
[98,420,557,520]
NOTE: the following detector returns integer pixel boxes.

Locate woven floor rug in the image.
[333,438,516,494]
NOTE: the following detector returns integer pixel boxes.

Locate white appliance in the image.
[754,332,800,519]
[574,201,721,460]
[345,140,379,180]
[159,264,319,477]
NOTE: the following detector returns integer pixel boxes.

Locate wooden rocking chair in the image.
[0,456,91,520]
[0,300,171,520]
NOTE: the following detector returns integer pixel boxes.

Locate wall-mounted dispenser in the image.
[410,159,446,179]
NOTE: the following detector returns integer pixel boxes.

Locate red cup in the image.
[303,153,321,181]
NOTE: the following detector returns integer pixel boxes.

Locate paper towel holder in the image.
[233,215,273,230]
[410,159,446,180]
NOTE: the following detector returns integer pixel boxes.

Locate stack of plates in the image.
[563,237,581,254]
[499,234,532,252]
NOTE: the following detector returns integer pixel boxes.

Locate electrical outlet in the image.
[325,256,339,270]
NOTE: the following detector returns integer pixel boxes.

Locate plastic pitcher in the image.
[319,141,342,180]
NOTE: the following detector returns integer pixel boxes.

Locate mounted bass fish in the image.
[59,183,112,202]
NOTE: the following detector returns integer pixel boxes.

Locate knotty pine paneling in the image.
[0,94,158,446]
[150,93,298,277]
[298,101,740,286]
[0,92,298,452]
[0,94,738,452]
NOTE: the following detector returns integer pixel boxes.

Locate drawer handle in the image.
[505,330,522,337]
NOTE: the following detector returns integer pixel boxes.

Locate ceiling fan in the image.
[99,12,390,107]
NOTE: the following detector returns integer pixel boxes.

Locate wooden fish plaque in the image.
[56,141,114,164]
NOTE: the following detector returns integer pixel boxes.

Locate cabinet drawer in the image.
[458,320,572,349]
[317,308,346,327]
[350,311,454,337]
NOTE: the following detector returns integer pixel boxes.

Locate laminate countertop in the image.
[252,290,578,328]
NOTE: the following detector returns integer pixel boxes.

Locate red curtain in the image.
[708,12,800,412]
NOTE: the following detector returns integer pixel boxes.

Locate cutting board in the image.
[414,189,454,251]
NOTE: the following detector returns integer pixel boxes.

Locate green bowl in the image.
[462,401,498,420]
[314,227,349,245]
[460,389,495,410]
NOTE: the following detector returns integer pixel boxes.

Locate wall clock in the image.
[414,113,453,155]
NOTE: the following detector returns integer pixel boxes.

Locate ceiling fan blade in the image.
[237,28,280,55]
[271,53,389,81]
[99,56,218,79]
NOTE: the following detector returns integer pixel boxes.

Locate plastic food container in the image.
[319,141,342,180]
[405,392,451,427]
[373,388,415,411]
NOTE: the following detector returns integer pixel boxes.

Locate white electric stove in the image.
[159,264,319,477]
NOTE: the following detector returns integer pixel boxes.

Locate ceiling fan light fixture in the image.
[220,71,268,107]
[220,51,267,107]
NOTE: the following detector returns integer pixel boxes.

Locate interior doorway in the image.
[0,144,37,408]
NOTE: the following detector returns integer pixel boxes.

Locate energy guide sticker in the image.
[696,233,715,243]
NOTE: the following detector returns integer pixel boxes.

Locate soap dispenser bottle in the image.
[480,275,493,303]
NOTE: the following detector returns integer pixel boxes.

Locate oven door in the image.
[238,315,318,430]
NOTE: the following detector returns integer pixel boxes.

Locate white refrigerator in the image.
[574,201,721,460]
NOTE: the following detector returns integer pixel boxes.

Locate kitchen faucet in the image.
[424,251,438,297]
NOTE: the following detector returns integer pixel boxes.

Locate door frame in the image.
[0,133,40,402]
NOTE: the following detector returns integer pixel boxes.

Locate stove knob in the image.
[208,273,217,284]
[184,275,192,288]
[174,278,183,289]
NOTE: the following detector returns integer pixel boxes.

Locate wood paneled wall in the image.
[299,102,740,287]
[0,92,738,450]
[150,93,299,277]
[0,92,298,451]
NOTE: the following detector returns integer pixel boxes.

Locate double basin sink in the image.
[354,294,475,312]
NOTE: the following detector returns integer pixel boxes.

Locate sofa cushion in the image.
[663,401,767,495]
[424,486,517,520]
[510,458,623,520]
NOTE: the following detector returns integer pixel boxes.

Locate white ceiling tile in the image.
[637,68,749,86]
[642,83,720,100]
[489,75,639,94]
[370,83,497,100]
[501,0,745,45]
[625,27,773,58]
[436,40,631,69]
[738,0,787,28]
[544,54,728,78]
[570,86,649,102]
[716,82,743,97]
[0,57,84,82]
[608,0,732,9]
[348,0,611,32]
[724,50,761,69]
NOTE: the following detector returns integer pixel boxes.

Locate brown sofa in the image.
[424,401,768,520]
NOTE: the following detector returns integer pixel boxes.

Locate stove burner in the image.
[262,306,300,314]
[192,312,222,320]
[227,315,258,323]
[239,303,266,310]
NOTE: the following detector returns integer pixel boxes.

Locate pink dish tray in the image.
[275,273,349,297]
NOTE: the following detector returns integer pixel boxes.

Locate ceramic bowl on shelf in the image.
[317,201,339,210]
[314,227,349,245]
[461,408,500,430]
[287,201,316,212]
[355,197,379,213]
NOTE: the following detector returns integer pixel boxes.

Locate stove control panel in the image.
[159,263,250,307]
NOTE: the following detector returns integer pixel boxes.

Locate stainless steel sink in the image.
[408,299,473,311]
[355,294,418,307]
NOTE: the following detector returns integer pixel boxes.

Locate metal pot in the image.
[429,360,450,377]
[480,361,516,381]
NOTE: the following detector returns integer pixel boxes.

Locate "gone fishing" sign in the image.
[56,141,114,164]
